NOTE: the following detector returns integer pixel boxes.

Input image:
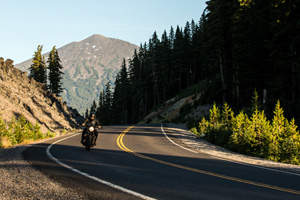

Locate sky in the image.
[0,0,207,64]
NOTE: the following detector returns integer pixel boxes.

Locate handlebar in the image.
[82,124,102,129]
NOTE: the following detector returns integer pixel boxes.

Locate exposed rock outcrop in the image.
[140,93,209,125]
[0,57,83,134]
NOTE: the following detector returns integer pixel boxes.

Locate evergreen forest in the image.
[93,0,300,127]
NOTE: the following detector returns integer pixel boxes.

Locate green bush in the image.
[192,100,300,165]
[46,130,56,138]
[0,114,55,148]
[197,102,232,146]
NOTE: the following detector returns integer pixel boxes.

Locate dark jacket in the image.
[82,117,101,127]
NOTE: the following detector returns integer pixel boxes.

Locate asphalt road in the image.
[24,124,300,200]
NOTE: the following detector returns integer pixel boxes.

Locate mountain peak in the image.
[79,34,111,44]
[15,34,138,114]
[83,34,108,42]
[89,34,107,39]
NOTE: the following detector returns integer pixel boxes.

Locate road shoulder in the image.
[0,144,84,200]
[163,123,300,175]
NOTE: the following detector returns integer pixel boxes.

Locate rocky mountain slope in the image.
[16,34,138,114]
[140,92,211,128]
[0,57,83,134]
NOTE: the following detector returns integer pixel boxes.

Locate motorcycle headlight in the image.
[89,126,95,132]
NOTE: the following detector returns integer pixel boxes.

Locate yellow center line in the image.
[117,126,300,195]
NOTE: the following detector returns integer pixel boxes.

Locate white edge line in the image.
[210,155,300,177]
[160,123,300,177]
[160,123,198,153]
[46,133,157,200]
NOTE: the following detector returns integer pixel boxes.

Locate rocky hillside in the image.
[16,34,138,114]
[140,92,211,128]
[0,57,83,134]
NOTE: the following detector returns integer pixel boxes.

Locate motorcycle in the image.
[82,123,97,151]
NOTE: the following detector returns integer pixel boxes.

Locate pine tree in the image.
[280,118,300,164]
[231,0,253,107]
[148,31,161,107]
[205,0,234,104]
[183,21,192,87]
[268,0,300,120]
[268,100,285,161]
[128,50,142,122]
[29,45,47,85]
[169,26,175,49]
[209,102,221,129]
[251,110,272,157]
[103,82,113,125]
[85,108,89,118]
[96,91,104,123]
[272,100,285,137]
[222,102,234,126]
[137,43,151,118]
[192,12,209,83]
[113,59,130,124]
[48,46,64,96]
[230,111,251,153]
[172,26,185,93]
[90,100,97,112]
[250,88,262,113]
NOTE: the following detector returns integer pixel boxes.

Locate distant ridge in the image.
[16,34,138,114]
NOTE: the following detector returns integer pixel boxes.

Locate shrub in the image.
[0,114,55,148]
[46,131,56,138]
[199,102,232,146]
[192,100,300,165]
[190,127,199,136]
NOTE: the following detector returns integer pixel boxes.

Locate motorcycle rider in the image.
[81,112,101,145]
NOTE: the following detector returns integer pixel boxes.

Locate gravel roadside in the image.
[1,124,300,200]
[0,145,84,200]
[164,123,300,175]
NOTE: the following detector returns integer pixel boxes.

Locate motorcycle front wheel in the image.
[85,135,92,151]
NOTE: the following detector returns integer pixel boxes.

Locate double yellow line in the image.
[117,126,135,153]
[117,126,300,195]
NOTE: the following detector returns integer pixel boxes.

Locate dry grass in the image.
[21,139,35,145]
[0,136,12,148]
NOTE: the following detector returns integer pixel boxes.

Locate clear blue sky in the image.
[0,0,207,64]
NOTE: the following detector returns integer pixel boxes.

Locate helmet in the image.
[90,112,96,119]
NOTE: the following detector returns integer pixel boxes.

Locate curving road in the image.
[24,124,300,200]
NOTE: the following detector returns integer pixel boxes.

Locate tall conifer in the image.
[29,45,47,85]
[47,46,64,96]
